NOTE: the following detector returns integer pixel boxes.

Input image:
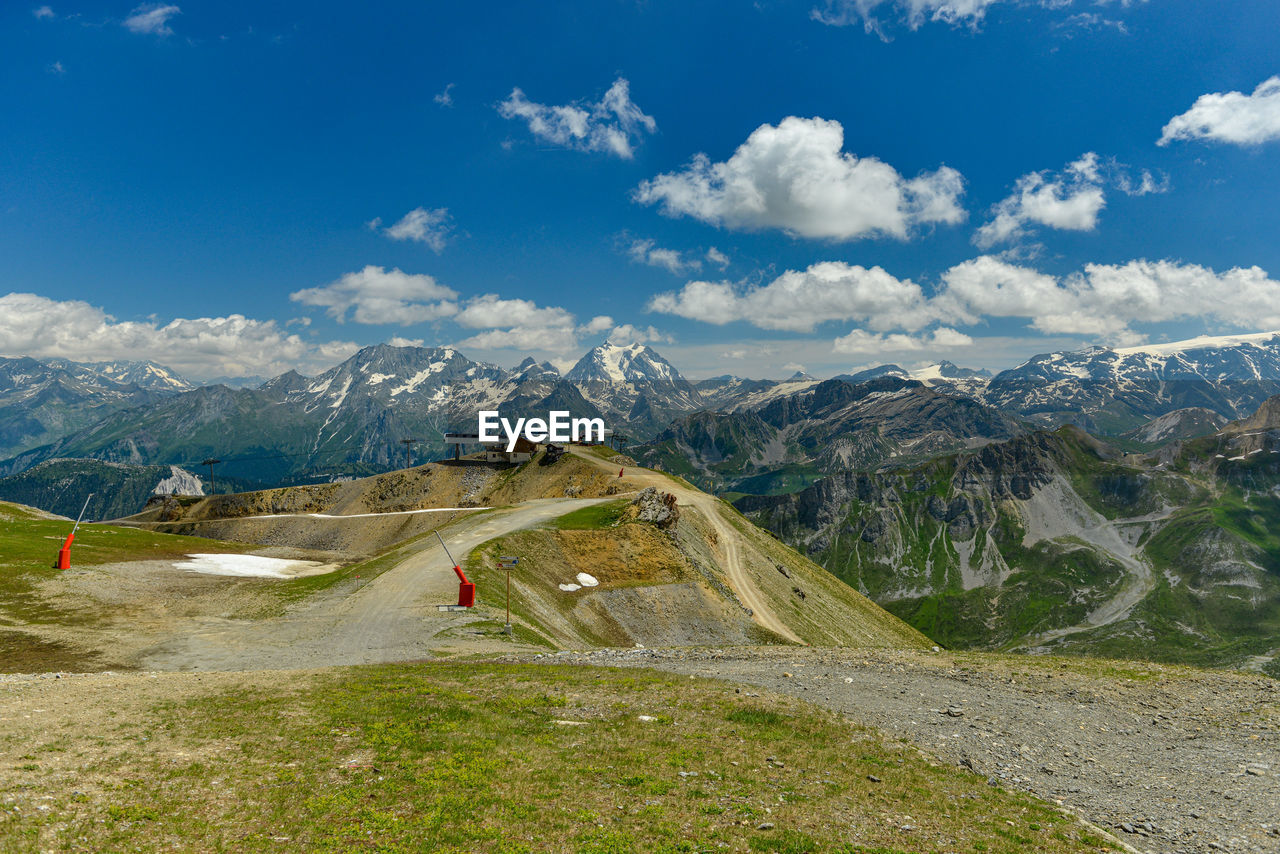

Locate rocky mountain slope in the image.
[637,376,1024,496]
[0,357,189,459]
[738,408,1280,674]
[0,344,608,485]
[0,459,207,522]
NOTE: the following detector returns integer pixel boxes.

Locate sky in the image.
[2,0,1280,381]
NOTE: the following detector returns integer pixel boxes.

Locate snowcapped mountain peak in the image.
[568,341,680,386]
[564,341,702,430]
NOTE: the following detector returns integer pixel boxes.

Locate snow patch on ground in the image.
[576,572,599,587]
[558,583,581,592]
[175,554,332,579]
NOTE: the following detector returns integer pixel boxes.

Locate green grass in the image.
[0,501,249,628]
[0,662,1105,853]
[0,500,265,671]
[546,500,629,530]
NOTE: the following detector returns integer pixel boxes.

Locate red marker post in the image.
[55,493,93,570]
[435,531,474,608]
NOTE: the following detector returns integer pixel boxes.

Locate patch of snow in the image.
[175,554,330,579]
[328,377,352,408]
[1114,330,1280,357]
[576,572,599,587]
[389,363,447,397]
[558,583,581,592]
[366,372,395,386]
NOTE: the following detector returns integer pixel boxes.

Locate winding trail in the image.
[570,448,802,644]
[138,497,612,671]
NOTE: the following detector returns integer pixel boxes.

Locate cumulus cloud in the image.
[498,78,656,159]
[975,152,1105,247]
[123,4,180,36]
[652,254,1280,349]
[605,323,674,346]
[649,262,936,333]
[0,292,358,381]
[387,336,425,347]
[434,83,455,107]
[626,239,701,275]
[1159,76,1280,146]
[368,207,454,252]
[936,256,1280,341]
[33,6,55,19]
[634,117,965,241]
[450,295,608,353]
[289,266,459,325]
[974,152,1166,248]
[706,247,730,270]
[833,326,973,354]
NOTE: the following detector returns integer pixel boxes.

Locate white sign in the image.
[478,410,606,452]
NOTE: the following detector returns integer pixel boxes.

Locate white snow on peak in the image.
[1114,331,1280,358]
[389,360,449,397]
[366,372,395,386]
[909,364,945,383]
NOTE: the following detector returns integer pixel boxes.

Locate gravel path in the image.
[546,646,1280,854]
[136,497,611,671]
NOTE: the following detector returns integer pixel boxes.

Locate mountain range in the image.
[7,329,1280,496]
[736,408,1280,674]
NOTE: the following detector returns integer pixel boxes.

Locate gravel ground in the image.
[534,646,1280,854]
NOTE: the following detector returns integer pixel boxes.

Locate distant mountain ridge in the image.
[8,330,1280,499]
[0,356,192,459]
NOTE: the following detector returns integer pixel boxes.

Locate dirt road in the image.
[137,497,613,671]
[571,448,802,643]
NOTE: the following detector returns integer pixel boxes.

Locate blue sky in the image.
[3,0,1280,380]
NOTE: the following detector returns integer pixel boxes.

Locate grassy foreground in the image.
[1,663,1108,853]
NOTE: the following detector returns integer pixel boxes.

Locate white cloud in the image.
[706,247,730,270]
[289,266,459,325]
[812,0,1003,34]
[811,1,1145,36]
[0,292,358,381]
[582,315,615,335]
[498,78,656,159]
[974,152,1165,248]
[49,61,65,75]
[975,152,1106,247]
[452,295,587,352]
[1159,76,1280,147]
[833,326,973,355]
[606,324,674,346]
[387,336,424,347]
[434,83,455,107]
[33,6,55,19]
[634,116,965,241]
[626,239,701,275]
[936,256,1280,341]
[123,4,180,36]
[648,261,936,332]
[370,207,454,252]
[652,253,1280,349]
[451,299,666,354]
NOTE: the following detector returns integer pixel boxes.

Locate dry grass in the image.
[0,663,1109,853]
